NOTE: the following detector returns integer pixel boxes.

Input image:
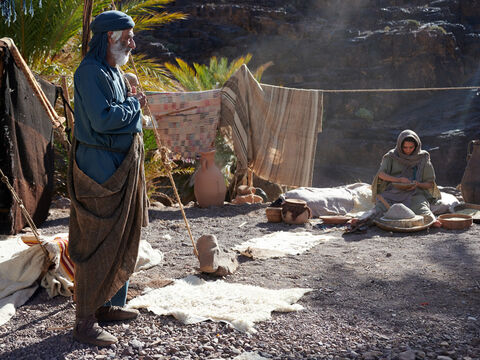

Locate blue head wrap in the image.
[86,10,135,62]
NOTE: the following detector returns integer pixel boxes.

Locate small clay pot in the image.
[266,207,282,223]
[281,199,312,225]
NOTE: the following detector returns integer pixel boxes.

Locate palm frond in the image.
[254,61,274,82]
[0,0,111,66]
[164,54,268,91]
[123,53,180,92]
[115,0,186,32]
[165,58,199,91]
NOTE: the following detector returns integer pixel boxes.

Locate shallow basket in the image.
[438,213,473,230]
[266,207,282,223]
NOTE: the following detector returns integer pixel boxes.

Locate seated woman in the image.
[371,129,441,226]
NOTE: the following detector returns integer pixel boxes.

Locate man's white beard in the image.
[110,40,130,66]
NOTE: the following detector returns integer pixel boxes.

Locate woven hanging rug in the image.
[147,90,221,160]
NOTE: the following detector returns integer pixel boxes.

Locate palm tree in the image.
[0,0,184,86]
[165,55,272,91]
[0,0,109,68]
[0,0,186,200]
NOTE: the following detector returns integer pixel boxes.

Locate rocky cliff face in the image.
[137,0,480,187]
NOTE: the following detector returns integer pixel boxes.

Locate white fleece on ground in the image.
[128,275,312,333]
[232,231,332,259]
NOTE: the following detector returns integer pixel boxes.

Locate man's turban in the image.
[86,10,135,63]
[91,10,135,33]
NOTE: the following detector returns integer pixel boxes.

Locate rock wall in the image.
[137,0,480,187]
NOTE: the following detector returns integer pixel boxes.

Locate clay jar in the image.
[194,150,226,207]
[281,199,312,225]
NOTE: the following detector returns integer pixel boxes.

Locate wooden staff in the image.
[61,76,75,135]
[129,56,199,258]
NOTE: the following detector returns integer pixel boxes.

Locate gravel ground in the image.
[0,200,479,360]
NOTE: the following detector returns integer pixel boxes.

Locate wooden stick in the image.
[247,168,253,188]
[376,194,390,210]
[128,56,199,259]
[154,106,197,119]
[61,76,74,135]
[0,38,63,129]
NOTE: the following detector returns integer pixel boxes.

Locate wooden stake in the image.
[61,76,74,135]
[376,194,390,210]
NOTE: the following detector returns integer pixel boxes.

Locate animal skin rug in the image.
[232,231,332,259]
[128,275,312,333]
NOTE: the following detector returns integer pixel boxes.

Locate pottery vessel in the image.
[281,199,312,224]
[194,150,226,207]
[265,206,282,222]
[438,213,473,230]
[266,207,282,223]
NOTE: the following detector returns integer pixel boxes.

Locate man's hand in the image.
[128,91,147,108]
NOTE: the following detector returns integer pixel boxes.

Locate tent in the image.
[0,39,60,234]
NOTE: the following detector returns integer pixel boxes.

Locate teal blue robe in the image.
[73,57,142,183]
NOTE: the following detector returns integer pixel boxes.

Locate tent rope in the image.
[0,167,53,277]
[321,85,480,93]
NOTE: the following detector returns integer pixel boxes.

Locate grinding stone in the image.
[378,215,425,228]
[384,203,416,220]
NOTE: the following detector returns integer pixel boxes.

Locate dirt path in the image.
[0,201,479,359]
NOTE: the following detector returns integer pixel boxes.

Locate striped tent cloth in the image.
[22,235,74,282]
[221,65,323,187]
[146,90,221,160]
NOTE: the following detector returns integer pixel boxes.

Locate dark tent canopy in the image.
[0,41,59,234]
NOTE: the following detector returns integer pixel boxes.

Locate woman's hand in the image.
[414,181,433,190]
[398,177,411,184]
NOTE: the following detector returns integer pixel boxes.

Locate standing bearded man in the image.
[68,10,148,346]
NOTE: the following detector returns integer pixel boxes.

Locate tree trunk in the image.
[82,0,94,58]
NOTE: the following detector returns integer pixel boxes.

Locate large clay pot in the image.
[461,140,480,204]
[281,199,312,225]
[194,150,226,207]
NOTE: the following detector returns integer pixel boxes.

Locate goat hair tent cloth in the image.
[221,65,323,187]
[146,90,221,160]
